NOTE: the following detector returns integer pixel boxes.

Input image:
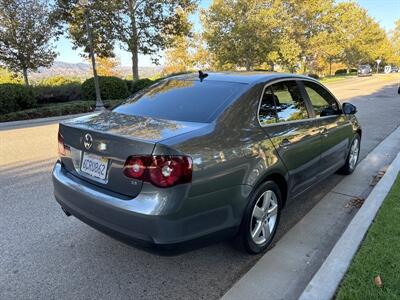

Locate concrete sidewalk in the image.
[300,152,400,300]
[222,125,400,300]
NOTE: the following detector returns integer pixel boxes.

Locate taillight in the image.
[123,155,192,188]
[58,132,70,156]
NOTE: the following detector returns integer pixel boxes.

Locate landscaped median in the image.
[336,174,400,299]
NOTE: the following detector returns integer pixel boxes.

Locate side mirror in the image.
[342,102,357,115]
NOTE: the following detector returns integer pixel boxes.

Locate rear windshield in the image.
[113,79,246,123]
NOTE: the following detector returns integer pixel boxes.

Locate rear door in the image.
[260,80,321,197]
[300,80,354,178]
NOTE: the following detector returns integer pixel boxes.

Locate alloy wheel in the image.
[349,138,359,170]
[250,190,278,245]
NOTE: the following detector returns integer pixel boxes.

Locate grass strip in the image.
[336,174,400,300]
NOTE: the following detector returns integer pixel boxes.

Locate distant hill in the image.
[31,61,162,79]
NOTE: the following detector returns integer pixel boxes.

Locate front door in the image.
[301,80,354,178]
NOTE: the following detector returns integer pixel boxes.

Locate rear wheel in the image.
[237,181,282,254]
[339,134,360,175]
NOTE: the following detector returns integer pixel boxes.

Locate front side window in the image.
[303,81,339,117]
[271,81,309,122]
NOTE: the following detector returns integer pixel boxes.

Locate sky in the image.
[55,0,400,67]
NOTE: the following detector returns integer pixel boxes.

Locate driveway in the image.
[1,74,399,300]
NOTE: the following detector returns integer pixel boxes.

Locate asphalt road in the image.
[1,74,399,300]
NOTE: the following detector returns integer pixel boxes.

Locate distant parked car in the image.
[357,65,372,76]
[53,72,361,254]
[391,66,399,73]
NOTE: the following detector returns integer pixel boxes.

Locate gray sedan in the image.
[53,72,361,254]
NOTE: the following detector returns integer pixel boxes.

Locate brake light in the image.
[58,132,70,156]
[123,155,192,188]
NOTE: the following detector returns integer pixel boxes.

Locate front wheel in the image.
[236,181,282,254]
[339,134,361,175]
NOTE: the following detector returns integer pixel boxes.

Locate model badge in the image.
[84,133,93,150]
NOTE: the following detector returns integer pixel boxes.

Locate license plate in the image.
[80,152,109,180]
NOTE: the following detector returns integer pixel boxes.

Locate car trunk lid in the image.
[59,111,206,197]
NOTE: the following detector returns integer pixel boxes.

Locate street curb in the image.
[299,152,400,300]
[0,113,89,130]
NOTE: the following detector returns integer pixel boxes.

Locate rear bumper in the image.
[52,162,242,250]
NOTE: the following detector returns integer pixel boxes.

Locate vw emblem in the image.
[83,133,93,150]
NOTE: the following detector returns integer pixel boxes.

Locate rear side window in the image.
[259,87,277,125]
[271,81,309,122]
[113,80,245,123]
[303,81,339,117]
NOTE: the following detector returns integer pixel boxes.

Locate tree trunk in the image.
[128,0,139,81]
[346,67,350,74]
[131,47,139,80]
[329,60,332,76]
[245,58,252,71]
[85,8,103,111]
[22,68,29,87]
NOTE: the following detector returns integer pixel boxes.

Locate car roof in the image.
[168,72,314,85]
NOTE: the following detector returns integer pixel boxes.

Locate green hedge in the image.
[0,84,37,114]
[34,83,82,104]
[82,76,129,100]
[125,78,154,93]
[34,76,82,103]
[335,69,358,75]
[0,99,123,122]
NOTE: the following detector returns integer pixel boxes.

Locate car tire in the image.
[339,134,361,175]
[236,181,282,254]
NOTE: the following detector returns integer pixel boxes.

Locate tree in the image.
[0,0,59,86]
[162,35,193,75]
[202,0,285,71]
[334,2,390,72]
[282,0,335,72]
[389,20,400,65]
[55,0,116,58]
[309,31,342,75]
[276,36,302,73]
[162,33,210,75]
[93,0,197,81]
[96,57,120,76]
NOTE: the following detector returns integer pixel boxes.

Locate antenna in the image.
[198,70,208,82]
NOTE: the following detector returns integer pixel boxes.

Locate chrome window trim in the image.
[257,77,342,128]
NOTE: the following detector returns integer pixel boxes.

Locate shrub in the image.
[0,99,124,122]
[335,69,347,75]
[0,84,37,114]
[38,76,81,86]
[125,78,154,94]
[335,69,358,75]
[35,84,82,104]
[34,76,82,104]
[82,76,129,100]
[307,73,320,79]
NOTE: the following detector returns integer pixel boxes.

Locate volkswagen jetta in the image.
[52,72,361,254]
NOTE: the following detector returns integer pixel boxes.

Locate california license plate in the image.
[80,152,109,180]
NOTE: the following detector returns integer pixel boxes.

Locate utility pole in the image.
[79,0,104,111]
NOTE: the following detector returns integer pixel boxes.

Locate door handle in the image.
[279,138,291,149]
[320,128,328,137]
